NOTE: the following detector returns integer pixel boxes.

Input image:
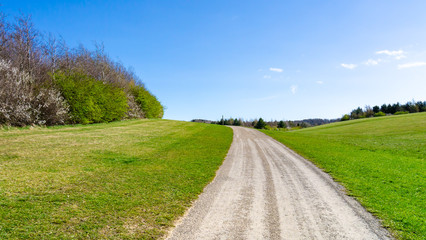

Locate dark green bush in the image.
[131,85,164,118]
[54,71,128,124]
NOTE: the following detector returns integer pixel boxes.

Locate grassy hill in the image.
[0,120,233,239]
[263,112,426,240]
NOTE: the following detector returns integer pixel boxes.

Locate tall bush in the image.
[131,85,164,118]
[54,71,128,124]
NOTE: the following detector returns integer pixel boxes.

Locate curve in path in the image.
[167,126,392,240]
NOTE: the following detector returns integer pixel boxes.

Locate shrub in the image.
[394,111,409,115]
[0,59,68,126]
[374,111,386,117]
[341,114,350,121]
[131,85,164,118]
[32,87,69,125]
[54,71,128,124]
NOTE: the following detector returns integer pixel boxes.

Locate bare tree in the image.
[10,14,41,75]
[42,32,59,75]
[0,11,11,59]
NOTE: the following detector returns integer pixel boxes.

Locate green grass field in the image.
[263,113,426,240]
[0,120,233,239]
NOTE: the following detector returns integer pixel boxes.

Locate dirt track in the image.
[167,126,392,239]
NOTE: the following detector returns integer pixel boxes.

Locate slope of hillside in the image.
[263,113,426,240]
[0,120,233,239]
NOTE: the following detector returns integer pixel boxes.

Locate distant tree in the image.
[417,101,426,112]
[342,99,424,123]
[254,118,266,129]
[388,104,396,114]
[233,118,241,126]
[405,101,419,113]
[351,107,364,119]
[287,121,296,127]
[396,103,402,113]
[251,120,257,127]
[380,104,388,113]
[229,118,234,125]
[219,116,225,125]
[372,105,380,113]
[365,105,374,117]
[341,114,350,121]
[277,120,286,128]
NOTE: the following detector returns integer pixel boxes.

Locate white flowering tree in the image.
[0,59,68,126]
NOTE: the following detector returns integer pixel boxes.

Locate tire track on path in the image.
[167,127,392,240]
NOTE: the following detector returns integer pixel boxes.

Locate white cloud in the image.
[316,81,323,84]
[364,59,382,66]
[376,50,406,60]
[263,75,271,79]
[269,67,283,73]
[290,85,297,94]
[397,62,426,69]
[341,63,357,69]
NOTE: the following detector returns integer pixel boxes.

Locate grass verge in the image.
[0,119,233,239]
[262,113,425,240]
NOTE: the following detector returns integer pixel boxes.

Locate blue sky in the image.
[2,1,426,121]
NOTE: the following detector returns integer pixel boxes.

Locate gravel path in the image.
[166,126,392,239]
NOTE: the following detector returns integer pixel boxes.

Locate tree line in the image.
[201,100,425,130]
[0,11,163,126]
[209,117,324,129]
[342,100,425,121]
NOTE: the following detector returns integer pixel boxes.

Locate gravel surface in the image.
[167,126,392,240]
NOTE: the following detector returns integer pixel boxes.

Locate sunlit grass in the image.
[263,112,426,240]
[0,119,233,239]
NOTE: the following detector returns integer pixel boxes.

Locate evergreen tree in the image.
[372,105,380,113]
[219,116,225,125]
[233,118,241,126]
[254,118,266,129]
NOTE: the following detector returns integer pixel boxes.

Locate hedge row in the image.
[0,12,164,126]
